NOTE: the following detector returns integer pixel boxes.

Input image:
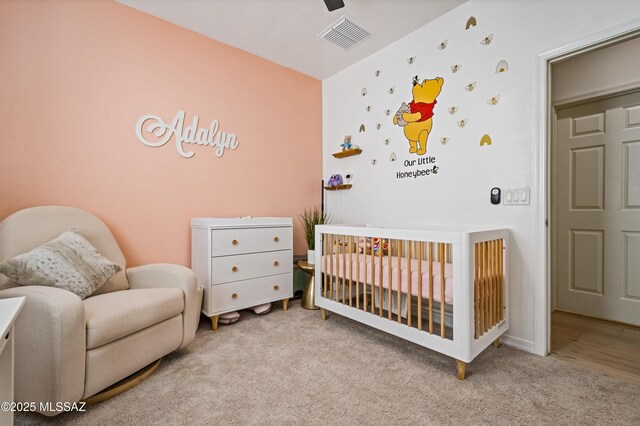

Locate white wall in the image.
[322,0,640,353]
[552,35,640,103]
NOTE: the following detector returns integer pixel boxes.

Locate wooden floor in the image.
[551,311,640,384]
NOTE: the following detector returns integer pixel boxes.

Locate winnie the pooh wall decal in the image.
[480,134,492,146]
[135,110,238,159]
[392,75,444,156]
[465,16,477,29]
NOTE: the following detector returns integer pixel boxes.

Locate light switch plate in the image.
[503,187,530,205]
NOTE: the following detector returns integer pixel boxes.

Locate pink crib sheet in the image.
[321,255,453,304]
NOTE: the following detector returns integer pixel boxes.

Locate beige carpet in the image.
[16,300,640,425]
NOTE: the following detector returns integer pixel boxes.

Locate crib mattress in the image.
[322,255,453,304]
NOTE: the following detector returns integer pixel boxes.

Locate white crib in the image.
[314,224,509,379]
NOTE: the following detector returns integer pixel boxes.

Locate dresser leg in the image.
[493,337,501,348]
[282,298,289,311]
[211,315,220,332]
[321,308,327,320]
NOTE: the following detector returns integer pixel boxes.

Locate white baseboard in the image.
[501,334,535,353]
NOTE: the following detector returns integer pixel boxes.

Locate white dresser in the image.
[0,297,26,426]
[191,217,293,331]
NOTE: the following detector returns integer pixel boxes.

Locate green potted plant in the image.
[298,206,330,264]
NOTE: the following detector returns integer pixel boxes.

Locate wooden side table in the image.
[297,261,318,310]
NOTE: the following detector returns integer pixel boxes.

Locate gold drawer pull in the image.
[232,293,238,299]
[274,236,279,242]
[232,239,238,246]
[273,285,280,290]
[232,266,238,272]
[274,261,279,267]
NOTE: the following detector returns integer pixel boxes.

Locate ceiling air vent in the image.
[318,16,370,50]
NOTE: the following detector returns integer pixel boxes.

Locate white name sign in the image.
[135,110,238,158]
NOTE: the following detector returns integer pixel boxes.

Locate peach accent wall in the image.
[0,0,322,266]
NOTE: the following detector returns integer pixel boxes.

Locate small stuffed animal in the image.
[341,135,352,151]
[373,237,389,255]
[326,174,344,187]
[358,237,389,255]
[395,102,410,127]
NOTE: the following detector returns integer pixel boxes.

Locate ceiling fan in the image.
[324,0,345,12]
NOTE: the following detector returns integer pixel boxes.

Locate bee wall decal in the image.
[457,119,469,128]
[359,124,365,132]
[372,159,377,165]
[448,106,459,114]
[387,87,395,95]
[451,64,462,73]
[376,123,382,130]
[438,40,448,50]
[384,109,391,116]
[390,153,397,162]
[384,138,390,145]
[487,95,501,106]
[481,34,493,46]
[407,56,416,65]
[465,82,477,92]
[375,70,381,77]
[361,88,367,97]
[366,105,372,112]
[440,137,450,145]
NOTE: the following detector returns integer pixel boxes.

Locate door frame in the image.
[535,18,640,356]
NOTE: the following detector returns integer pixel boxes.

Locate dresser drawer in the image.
[211,250,292,285]
[211,227,292,256]
[210,273,292,314]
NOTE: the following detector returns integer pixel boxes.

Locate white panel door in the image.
[555,91,640,325]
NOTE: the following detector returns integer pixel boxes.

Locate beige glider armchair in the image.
[0,206,203,416]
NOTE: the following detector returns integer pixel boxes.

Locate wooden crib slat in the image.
[497,240,501,323]
[370,240,375,314]
[341,235,346,304]
[329,234,334,300]
[473,242,479,339]
[479,241,484,335]
[482,241,487,334]
[429,242,434,334]
[498,238,503,321]
[439,243,446,338]
[397,240,402,324]
[492,240,497,327]
[323,234,327,299]
[388,239,393,320]
[348,236,353,307]
[356,236,360,310]
[483,241,489,333]
[488,240,493,332]
[407,241,412,328]
[445,243,451,264]
[485,241,493,331]
[363,237,367,311]
[418,241,423,331]
[494,239,500,323]
[378,242,383,317]
[479,241,484,334]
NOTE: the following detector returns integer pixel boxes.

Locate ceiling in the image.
[117,0,466,80]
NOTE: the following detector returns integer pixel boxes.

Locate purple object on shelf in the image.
[326,174,344,187]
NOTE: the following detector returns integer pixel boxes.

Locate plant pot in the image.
[307,249,315,265]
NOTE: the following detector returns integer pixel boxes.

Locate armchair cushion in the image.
[0,231,121,299]
[84,288,183,349]
[127,264,202,349]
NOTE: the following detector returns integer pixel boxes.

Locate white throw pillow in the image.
[0,231,121,299]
